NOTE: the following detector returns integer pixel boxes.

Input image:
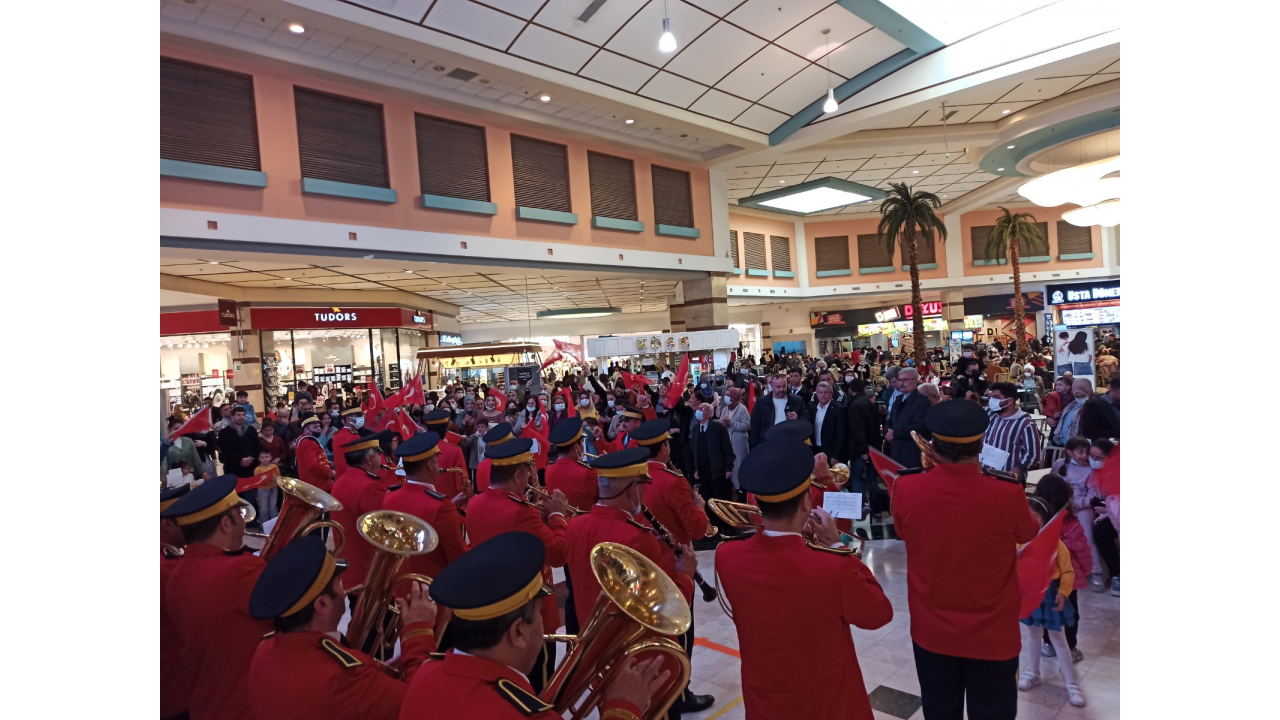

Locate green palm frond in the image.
[986,206,1048,261]
[877,182,948,257]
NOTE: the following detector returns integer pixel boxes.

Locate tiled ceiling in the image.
[316,0,906,133]
[160,252,680,324]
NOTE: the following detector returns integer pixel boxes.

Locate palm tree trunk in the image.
[1011,233,1026,356]
[906,222,926,368]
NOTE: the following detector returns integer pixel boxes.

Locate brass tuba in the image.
[345,510,439,660]
[911,430,940,468]
[259,477,346,562]
[541,543,691,720]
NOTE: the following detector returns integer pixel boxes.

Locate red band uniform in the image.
[330,432,396,591]
[424,411,469,499]
[160,485,193,720]
[383,432,469,585]
[293,416,335,493]
[473,422,517,494]
[330,408,365,476]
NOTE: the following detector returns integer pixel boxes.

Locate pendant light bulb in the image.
[659,17,677,53]
[823,87,838,114]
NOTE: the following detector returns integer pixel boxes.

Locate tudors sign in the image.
[247,307,433,330]
[315,310,359,322]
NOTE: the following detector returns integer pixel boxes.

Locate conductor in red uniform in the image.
[463,436,569,693]
[892,401,1040,720]
[330,407,365,477]
[384,431,469,583]
[423,409,469,506]
[162,476,272,720]
[400,531,669,720]
[293,414,335,493]
[716,439,893,720]
[160,485,193,720]
[248,536,438,720]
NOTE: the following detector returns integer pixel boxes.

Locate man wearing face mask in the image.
[330,407,365,476]
[980,383,1041,482]
[293,413,335,493]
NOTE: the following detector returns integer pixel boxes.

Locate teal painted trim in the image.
[656,224,701,238]
[302,177,396,203]
[859,266,895,275]
[770,48,919,146]
[901,263,938,271]
[1058,252,1096,260]
[733,268,744,275]
[592,216,645,232]
[979,108,1121,177]
[516,206,578,225]
[161,159,267,188]
[1020,256,1052,264]
[972,258,1009,266]
[421,193,497,215]
[816,269,853,278]
[773,270,796,278]
[836,0,945,53]
[746,268,770,277]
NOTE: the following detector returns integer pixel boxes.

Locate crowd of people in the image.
[160,329,1119,720]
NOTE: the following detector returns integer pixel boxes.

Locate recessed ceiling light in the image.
[1007,145,1016,149]
[288,23,305,34]
[539,95,551,102]
[208,261,219,265]
[912,170,919,174]
[941,194,948,197]
[625,119,634,124]
[779,180,786,184]
[284,277,293,281]
[1001,109,1011,114]
[997,167,1005,171]
[405,269,414,273]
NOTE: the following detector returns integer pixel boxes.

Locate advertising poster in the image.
[1053,325,1096,385]
[504,365,541,399]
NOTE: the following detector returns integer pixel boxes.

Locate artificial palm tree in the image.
[878,182,947,368]
[986,207,1048,356]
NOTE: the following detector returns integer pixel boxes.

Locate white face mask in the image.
[1075,395,1088,405]
[694,410,704,421]
[579,398,590,407]
[844,376,855,383]
[963,351,974,358]
[527,405,537,412]
[352,416,365,429]
[1088,458,1104,470]
[607,400,615,408]
[553,403,566,411]
[424,404,434,412]
[987,397,1005,412]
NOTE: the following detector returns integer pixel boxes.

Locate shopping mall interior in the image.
[5,0,1244,717]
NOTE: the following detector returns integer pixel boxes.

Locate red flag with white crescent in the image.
[237,466,278,494]
[667,353,689,408]
[1017,510,1066,618]
[868,448,905,498]
[171,405,212,437]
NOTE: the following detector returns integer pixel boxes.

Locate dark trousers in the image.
[913,643,1017,720]
[528,641,558,695]
[1046,591,1081,649]
[697,467,733,534]
[1093,517,1120,578]
[563,564,579,636]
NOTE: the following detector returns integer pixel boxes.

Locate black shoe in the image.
[676,693,715,713]
[692,537,722,551]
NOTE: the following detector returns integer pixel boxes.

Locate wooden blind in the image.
[1057,221,1093,255]
[970,225,994,261]
[587,151,638,220]
[730,230,741,268]
[814,236,850,272]
[416,113,489,201]
[916,236,937,264]
[294,87,389,188]
[857,233,893,268]
[511,135,571,212]
[743,232,766,270]
[770,236,792,271]
[160,57,260,171]
[652,165,694,228]
[1018,222,1050,256]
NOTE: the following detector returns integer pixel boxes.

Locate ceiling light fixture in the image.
[1063,199,1121,227]
[288,23,305,34]
[1019,156,1121,208]
[1001,109,1011,114]
[537,307,621,319]
[997,168,1005,171]
[405,269,414,273]
[539,94,551,102]
[659,1,677,52]
[625,118,634,124]
[1007,145,1016,149]
[912,170,919,174]
[821,30,838,114]
[739,177,888,216]
[208,261,219,265]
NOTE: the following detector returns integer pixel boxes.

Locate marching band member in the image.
[891,401,1040,720]
[330,407,366,476]
[330,431,398,612]
[423,409,469,505]
[384,432,469,582]
[473,422,516,494]
[544,417,598,635]
[294,413,335,493]
[161,485,193,720]
[463,437,569,693]
[247,536,437,720]
[400,531,667,720]
[162,476,272,720]
[716,439,893,720]
[600,404,645,452]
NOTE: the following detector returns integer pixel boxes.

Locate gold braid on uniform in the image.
[400,627,435,641]
[600,709,642,720]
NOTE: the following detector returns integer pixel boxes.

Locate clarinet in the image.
[639,504,718,603]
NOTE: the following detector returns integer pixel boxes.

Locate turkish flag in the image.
[539,350,563,371]
[520,420,549,470]
[237,466,277,494]
[488,386,508,409]
[402,374,425,406]
[396,409,419,442]
[552,338,585,366]
[1017,510,1066,618]
[745,382,755,415]
[445,430,464,447]
[667,353,689,408]
[363,382,384,417]
[868,448,905,498]
[171,405,212,437]
[619,370,650,393]
[371,407,398,434]
[559,387,578,417]
[1095,444,1120,498]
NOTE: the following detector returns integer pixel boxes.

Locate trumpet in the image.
[524,485,584,517]
[811,463,852,491]
[911,430,940,468]
[345,510,439,668]
[540,542,691,720]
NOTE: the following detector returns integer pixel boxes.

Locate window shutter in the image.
[857,233,893,269]
[743,232,766,270]
[416,114,489,201]
[1016,222,1050,256]
[587,151,638,221]
[652,166,695,228]
[161,57,260,171]
[730,230,741,268]
[916,236,937,265]
[1056,221,1093,255]
[970,225,994,261]
[814,236,850,272]
[769,236,792,271]
[294,87,389,188]
[511,135,571,213]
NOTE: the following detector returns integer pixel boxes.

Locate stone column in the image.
[941,289,966,332]
[678,275,729,331]
[229,302,266,420]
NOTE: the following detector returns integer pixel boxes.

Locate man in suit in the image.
[885,367,931,469]
[686,402,736,519]
[749,374,810,448]
[809,381,848,463]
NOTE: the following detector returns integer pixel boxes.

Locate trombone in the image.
[911,430,940,468]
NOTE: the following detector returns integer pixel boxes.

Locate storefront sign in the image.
[857,318,948,335]
[1061,305,1122,326]
[963,292,1045,316]
[1046,281,1120,305]
[439,333,463,346]
[873,306,901,322]
[963,314,985,329]
[810,311,846,327]
[902,301,943,319]
[412,314,428,324]
[249,307,432,330]
[218,299,238,327]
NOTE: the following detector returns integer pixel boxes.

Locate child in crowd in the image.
[252,449,280,524]
[1035,471,1093,663]
[1018,475,1086,707]
[1051,437,1106,591]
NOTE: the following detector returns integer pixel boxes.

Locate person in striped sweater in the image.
[982,382,1042,482]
